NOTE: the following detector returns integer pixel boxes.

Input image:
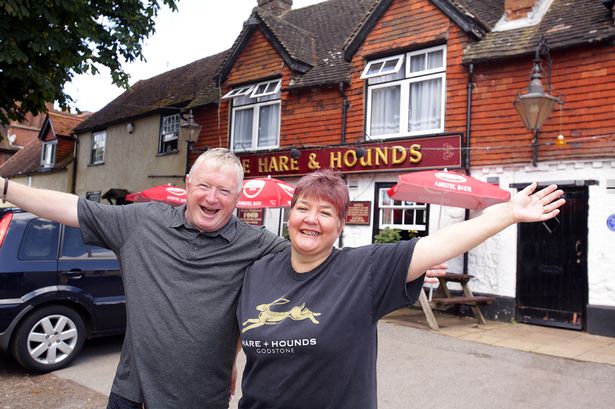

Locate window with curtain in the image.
[378,188,427,231]
[224,79,281,152]
[41,140,57,168]
[90,131,106,165]
[159,113,180,154]
[365,45,446,139]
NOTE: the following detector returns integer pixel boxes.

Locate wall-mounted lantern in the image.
[513,36,562,166]
[180,109,203,174]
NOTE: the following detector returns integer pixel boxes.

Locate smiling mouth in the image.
[201,206,219,215]
[300,230,320,237]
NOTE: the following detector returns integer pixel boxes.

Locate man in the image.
[0,148,288,409]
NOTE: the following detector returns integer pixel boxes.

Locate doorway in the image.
[516,185,588,330]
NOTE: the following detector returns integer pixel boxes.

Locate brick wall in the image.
[347,0,470,142]
[470,45,615,166]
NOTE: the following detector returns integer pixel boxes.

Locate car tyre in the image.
[10,305,86,372]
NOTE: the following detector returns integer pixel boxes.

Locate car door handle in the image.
[61,269,83,279]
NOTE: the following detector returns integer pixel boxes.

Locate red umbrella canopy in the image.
[125,184,187,206]
[387,170,510,210]
[237,177,295,209]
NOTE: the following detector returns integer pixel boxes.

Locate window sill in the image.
[88,162,105,167]
[156,150,179,157]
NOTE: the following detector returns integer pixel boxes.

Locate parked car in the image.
[0,208,125,372]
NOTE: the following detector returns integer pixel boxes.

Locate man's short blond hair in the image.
[188,148,244,192]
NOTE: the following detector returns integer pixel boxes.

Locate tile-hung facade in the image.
[211,0,615,337]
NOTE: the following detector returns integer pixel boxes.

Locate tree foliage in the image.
[0,0,178,125]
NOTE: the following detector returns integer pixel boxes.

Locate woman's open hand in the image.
[511,182,565,223]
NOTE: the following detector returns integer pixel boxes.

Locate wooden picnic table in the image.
[416,272,495,330]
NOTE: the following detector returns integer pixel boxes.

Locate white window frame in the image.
[406,45,447,78]
[378,187,427,231]
[227,79,282,152]
[159,114,180,154]
[364,45,447,139]
[222,85,256,99]
[41,140,57,168]
[231,99,281,151]
[250,79,281,98]
[90,131,106,165]
[360,54,404,79]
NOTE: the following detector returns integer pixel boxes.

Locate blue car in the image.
[0,208,125,372]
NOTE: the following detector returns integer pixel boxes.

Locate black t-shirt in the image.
[237,239,424,409]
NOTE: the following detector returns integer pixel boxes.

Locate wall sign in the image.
[238,134,462,178]
[607,214,615,232]
[346,201,371,225]
[238,208,263,226]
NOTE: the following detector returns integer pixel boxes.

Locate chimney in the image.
[257,0,292,16]
[505,0,539,20]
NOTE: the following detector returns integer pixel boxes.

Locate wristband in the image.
[1,177,8,204]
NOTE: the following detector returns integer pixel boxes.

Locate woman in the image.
[237,169,564,409]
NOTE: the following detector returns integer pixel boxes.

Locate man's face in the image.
[184,162,240,232]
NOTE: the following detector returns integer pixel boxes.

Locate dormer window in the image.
[364,45,446,138]
[224,79,282,152]
[41,140,57,168]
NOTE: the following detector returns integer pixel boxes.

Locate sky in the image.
[64,0,323,113]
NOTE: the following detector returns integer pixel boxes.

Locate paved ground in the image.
[2,310,615,408]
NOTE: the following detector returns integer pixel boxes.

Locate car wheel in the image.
[10,305,86,372]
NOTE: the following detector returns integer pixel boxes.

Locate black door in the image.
[516,185,588,329]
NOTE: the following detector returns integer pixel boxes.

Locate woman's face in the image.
[288,195,344,259]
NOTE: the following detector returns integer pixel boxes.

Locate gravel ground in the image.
[0,352,107,409]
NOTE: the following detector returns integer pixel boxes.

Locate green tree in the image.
[0,0,178,126]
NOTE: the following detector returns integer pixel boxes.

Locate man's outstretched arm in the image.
[1,176,79,227]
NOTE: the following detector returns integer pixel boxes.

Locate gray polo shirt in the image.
[78,199,288,409]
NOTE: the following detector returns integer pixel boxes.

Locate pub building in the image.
[216,0,615,337]
[69,0,615,337]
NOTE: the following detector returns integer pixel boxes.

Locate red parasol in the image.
[237,177,295,209]
[125,184,187,206]
[387,170,510,210]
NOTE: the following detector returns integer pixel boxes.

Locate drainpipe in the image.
[463,64,474,276]
[339,82,349,145]
[71,136,78,195]
[338,82,350,248]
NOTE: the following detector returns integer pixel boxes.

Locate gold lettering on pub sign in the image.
[329,145,422,169]
[254,156,299,174]
[241,144,424,176]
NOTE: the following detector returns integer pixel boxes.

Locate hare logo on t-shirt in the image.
[242,296,321,333]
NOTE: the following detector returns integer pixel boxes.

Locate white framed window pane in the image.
[91,131,106,164]
[367,62,384,76]
[257,104,279,147]
[381,209,393,225]
[379,189,393,206]
[251,80,281,98]
[369,85,400,136]
[408,77,442,132]
[361,55,403,79]
[232,108,254,151]
[222,85,255,99]
[407,45,446,77]
[409,53,426,73]
[427,49,444,69]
